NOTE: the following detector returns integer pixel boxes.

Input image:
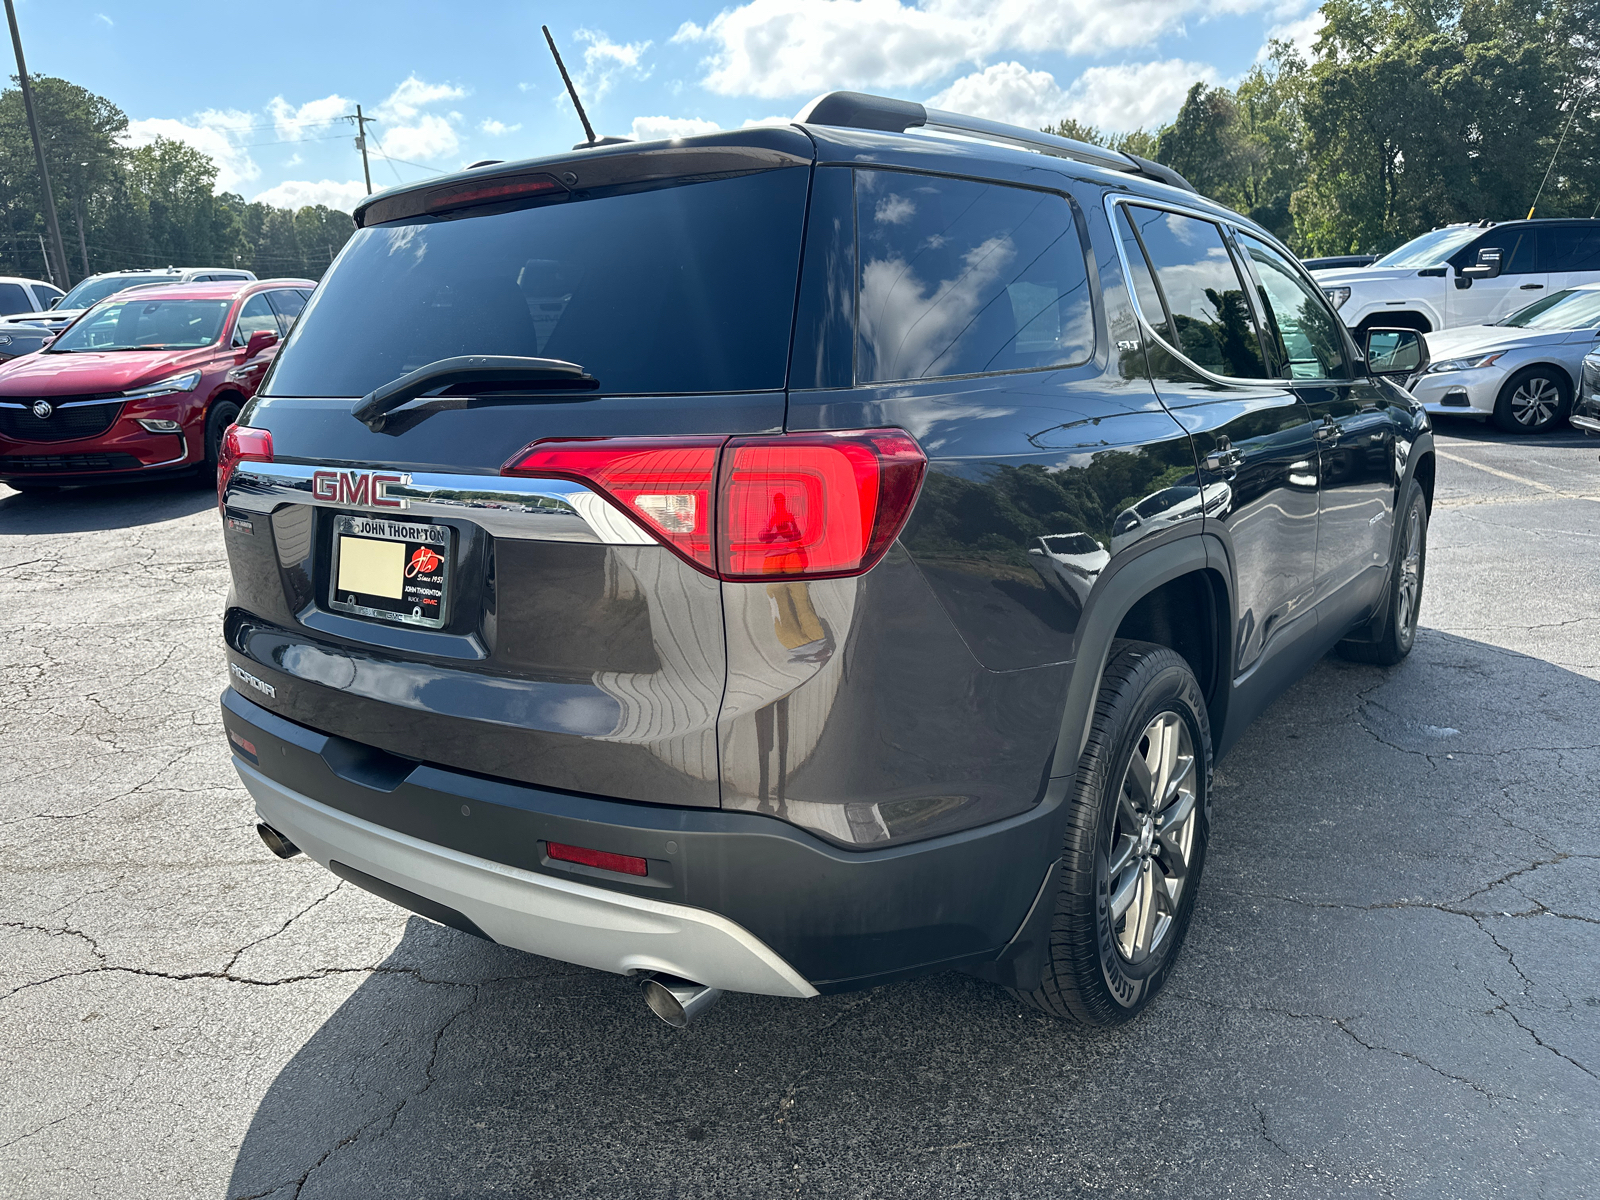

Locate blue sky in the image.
[16,0,1325,212]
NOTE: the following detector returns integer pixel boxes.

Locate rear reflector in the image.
[228,730,258,759]
[217,425,273,514]
[546,841,649,877]
[502,429,926,580]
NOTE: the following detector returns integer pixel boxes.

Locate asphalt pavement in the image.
[2,417,1598,1199]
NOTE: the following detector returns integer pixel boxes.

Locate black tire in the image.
[1492,366,1569,434]
[1012,641,1212,1026]
[1336,479,1427,666]
[202,397,242,478]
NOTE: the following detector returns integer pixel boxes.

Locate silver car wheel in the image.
[1509,375,1561,427]
[1106,711,1198,964]
[1395,498,1423,643]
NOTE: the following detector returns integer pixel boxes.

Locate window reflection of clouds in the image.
[857,171,1094,382]
[383,224,428,266]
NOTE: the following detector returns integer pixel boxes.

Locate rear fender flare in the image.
[1052,532,1232,774]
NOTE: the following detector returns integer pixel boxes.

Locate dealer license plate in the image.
[329,514,451,628]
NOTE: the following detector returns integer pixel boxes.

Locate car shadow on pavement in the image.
[1427,414,1592,446]
[0,475,216,532]
[223,630,1600,1200]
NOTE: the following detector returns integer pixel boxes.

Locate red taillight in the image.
[217,424,273,513]
[721,430,926,579]
[504,437,725,572]
[502,429,926,580]
[546,841,648,877]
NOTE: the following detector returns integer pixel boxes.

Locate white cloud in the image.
[123,110,260,192]
[371,76,468,165]
[1259,8,1324,61]
[674,0,1275,99]
[251,178,369,213]
[266,93,351,141]
[929,58,1218,133]
[574,29,653,101]
[479,119,523,136]
[631,115,722,141]
[95,13,112,27]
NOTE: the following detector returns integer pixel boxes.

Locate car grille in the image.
[0,399,124,442]
[0,452,143,474]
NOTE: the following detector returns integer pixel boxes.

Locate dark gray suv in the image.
[217,92,1435,1027]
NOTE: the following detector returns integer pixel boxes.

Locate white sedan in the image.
[1408,283,1600,433]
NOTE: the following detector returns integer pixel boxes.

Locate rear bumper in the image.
[221,688,1063,994]
[239,760,818,997]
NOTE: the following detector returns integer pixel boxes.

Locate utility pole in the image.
[348,105,375,195]
[4,0,69,288]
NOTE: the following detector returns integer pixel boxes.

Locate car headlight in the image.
[1426,352,1505,374]
[1323,286,1350,310]
[123,369,202,399]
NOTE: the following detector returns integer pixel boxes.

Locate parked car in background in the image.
[1408,282,1600,433]
[216,92,1435,1032]
[1300,254,1377,272]
[0,266,258,336]
[0,279,313,491]
[1568,349,1600,435]
[0,275,64,317]
[1311,218,1600,336]
[0,324,56,365]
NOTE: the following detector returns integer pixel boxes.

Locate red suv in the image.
[0,279,314,492]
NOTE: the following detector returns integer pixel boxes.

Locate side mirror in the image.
[243,329,279,359]
[1460,247,1503,280]
[46,296,61,309]
[1365,327,1430,378]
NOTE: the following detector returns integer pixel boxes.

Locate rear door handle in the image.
[1314,417,1338,442]
[1520,283,1544,290]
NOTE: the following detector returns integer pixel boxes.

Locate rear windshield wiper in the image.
[352,355,596,430]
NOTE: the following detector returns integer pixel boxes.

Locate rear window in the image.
[266,169,811,397]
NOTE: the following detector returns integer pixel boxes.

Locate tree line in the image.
[0,75,356,287]
[1053,0,1599,256]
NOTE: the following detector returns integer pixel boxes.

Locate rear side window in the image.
[30,284,60,309]
[1546,225,1600,274]
[0,282,31,315]
[1121,205,1268,379]
[855,170,1093,382]
[267,168,811,397]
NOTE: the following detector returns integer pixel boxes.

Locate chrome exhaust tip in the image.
[256,822,302,860]
[640,973,723,1028]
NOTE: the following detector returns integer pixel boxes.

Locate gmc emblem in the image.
[312,469,409,509]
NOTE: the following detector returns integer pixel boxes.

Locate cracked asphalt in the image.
[2,418,1598,1199]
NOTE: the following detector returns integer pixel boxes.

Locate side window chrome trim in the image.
[1104,192,1301,390]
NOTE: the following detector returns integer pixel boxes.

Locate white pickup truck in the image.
[1312,218,1600,334]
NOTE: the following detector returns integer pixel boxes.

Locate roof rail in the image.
[793,91,1197,194]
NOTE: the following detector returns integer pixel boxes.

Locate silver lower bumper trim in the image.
[235,759,818,998]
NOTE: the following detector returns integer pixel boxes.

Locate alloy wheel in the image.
[1106,710,1198,964]
[1508,375,1561,427]
[1395,500,1423,641]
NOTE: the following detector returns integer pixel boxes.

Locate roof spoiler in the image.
[793,91,1198,194]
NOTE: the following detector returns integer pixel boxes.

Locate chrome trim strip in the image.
[145,432,189,468]
[225,460,656,545]
[0,397,125,410]
[1571,414,1600,434]
[1103,193,1347,388]
[238,760,818,998]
